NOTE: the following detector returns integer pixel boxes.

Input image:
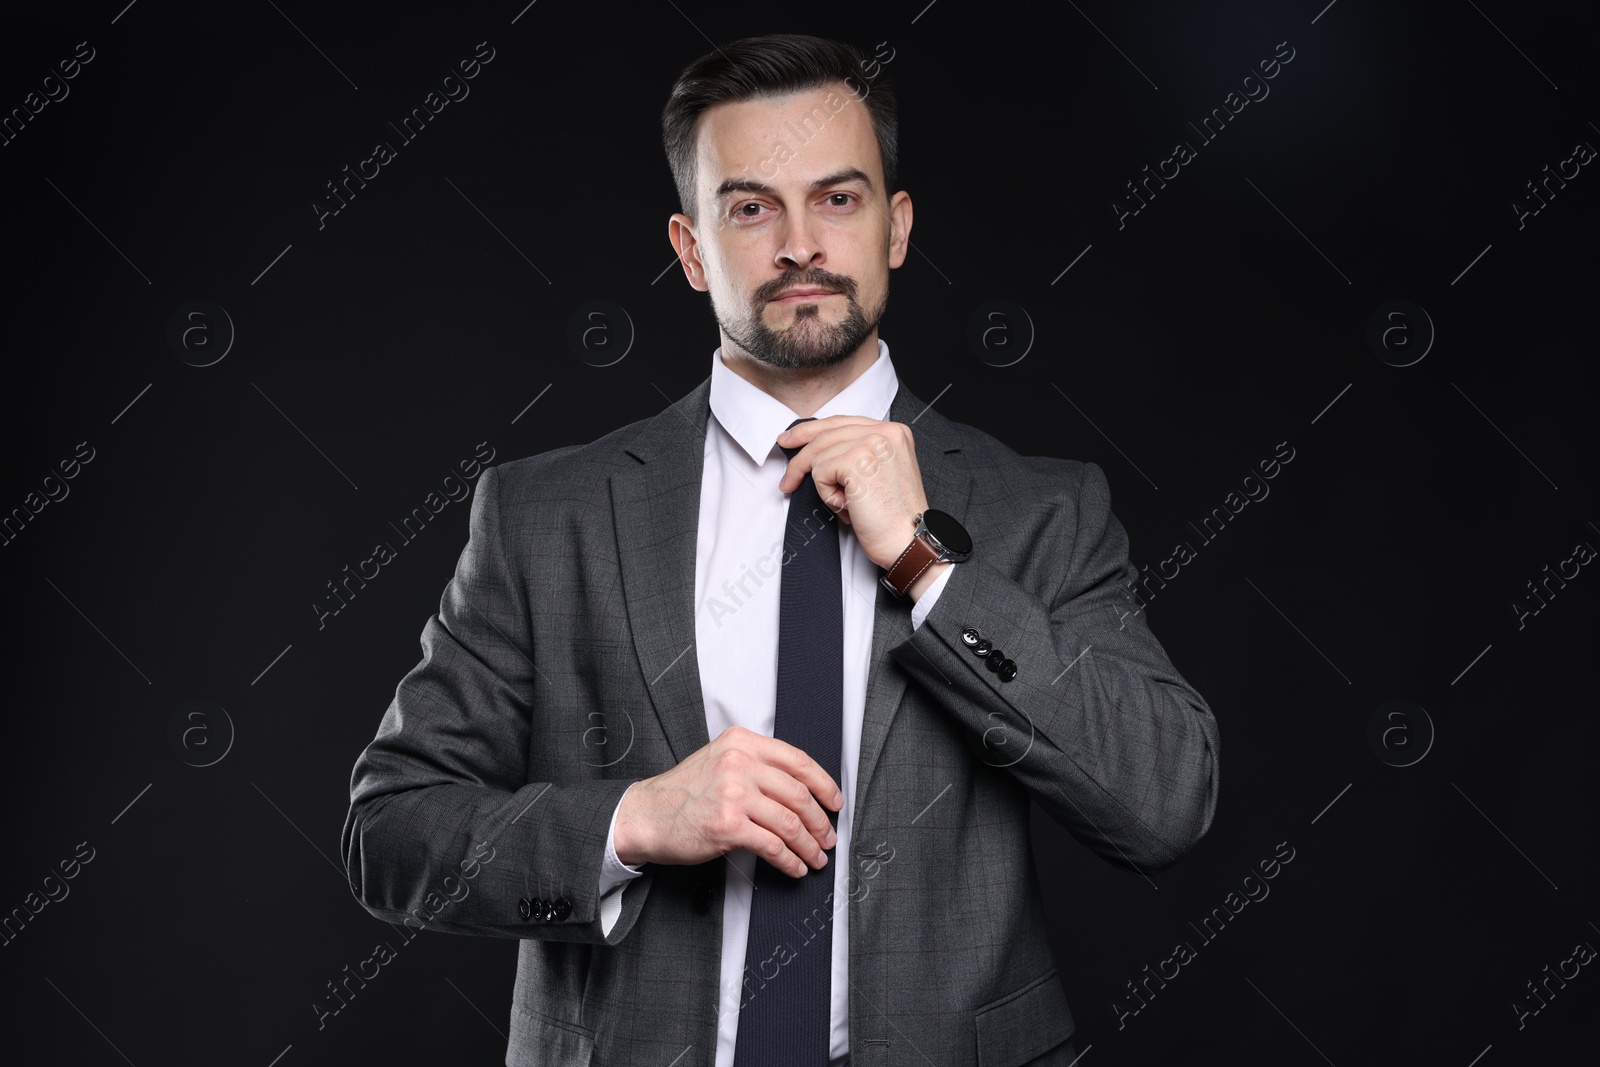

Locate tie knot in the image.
[779,416,816,459]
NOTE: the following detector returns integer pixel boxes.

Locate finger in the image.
[779,415,881,448]
[781,431,902,495]
[751,761,839,851]
[756,734,845,814]
[743,793,831,873]
[785,419,904,455]
[801,440,870,511]
[735,820,812,879]
[780,439,856,498]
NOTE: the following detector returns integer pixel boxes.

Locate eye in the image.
[736,202,767,218]
[826,193,855,207]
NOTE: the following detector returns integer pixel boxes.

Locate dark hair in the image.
[661,34,898,217]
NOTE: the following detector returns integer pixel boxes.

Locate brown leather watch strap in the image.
[881,528,940,599]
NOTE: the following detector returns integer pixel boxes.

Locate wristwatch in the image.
[880,508,972,599]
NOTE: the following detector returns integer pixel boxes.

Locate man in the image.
[341,33,1219,1067]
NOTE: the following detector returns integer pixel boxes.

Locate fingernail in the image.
[833,790,844,807]
[825,828,837,846]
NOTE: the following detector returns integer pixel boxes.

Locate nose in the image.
[774,211,824,271]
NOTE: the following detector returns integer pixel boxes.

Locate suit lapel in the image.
[609,374,972,823]
[610,378,718,768]
[852,385,971,826]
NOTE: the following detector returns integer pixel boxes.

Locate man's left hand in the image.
[776,415,929,573]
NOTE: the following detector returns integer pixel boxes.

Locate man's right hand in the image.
[614,725,843,878]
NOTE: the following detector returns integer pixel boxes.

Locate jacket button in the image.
[985,650,1005,672]
[518,897,533,921]
[960,627,980,647]
[553,897,571,920]
[974,638,993,657]
[998,659,1017,682]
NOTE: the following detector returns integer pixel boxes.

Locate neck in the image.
[718,334,880,417]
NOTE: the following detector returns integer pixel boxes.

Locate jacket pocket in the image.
[507,1002,596,1067]
[974,966,1076,1067]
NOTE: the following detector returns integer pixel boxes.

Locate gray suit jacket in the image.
[341,374,1220,1067]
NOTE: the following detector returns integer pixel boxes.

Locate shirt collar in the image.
[709,338,900,467]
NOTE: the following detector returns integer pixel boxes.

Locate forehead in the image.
[693,82,880,192]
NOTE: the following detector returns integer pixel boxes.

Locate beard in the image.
[716,267,885,371]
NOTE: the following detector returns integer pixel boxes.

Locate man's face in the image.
[670,82,911,371]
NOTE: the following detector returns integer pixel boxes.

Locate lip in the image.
[770,288,839,302]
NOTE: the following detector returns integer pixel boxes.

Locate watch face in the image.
[922,509,972,556]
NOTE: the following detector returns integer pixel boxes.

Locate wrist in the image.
[908,559,952,603]
[614,780,648,867]
[880,508,971,600]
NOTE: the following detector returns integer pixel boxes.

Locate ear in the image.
[668,213,709,292]
[886,190,912,270]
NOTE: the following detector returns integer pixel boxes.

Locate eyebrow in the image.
[713,167,876,200]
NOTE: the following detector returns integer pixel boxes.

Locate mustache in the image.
[755,270,858,303]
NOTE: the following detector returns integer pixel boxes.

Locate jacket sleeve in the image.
[340,464,653,944]
[889,460,1220,876]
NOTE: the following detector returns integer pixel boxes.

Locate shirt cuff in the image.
[910,562,957,632]
[599,782,646,898]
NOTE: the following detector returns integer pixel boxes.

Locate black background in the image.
[2,1,1595,1064]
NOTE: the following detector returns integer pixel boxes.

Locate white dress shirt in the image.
[594,339,953,1067]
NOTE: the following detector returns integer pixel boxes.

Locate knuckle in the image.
[710,803,740,836]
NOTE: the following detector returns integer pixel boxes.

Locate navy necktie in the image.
[734,416,844,1067]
